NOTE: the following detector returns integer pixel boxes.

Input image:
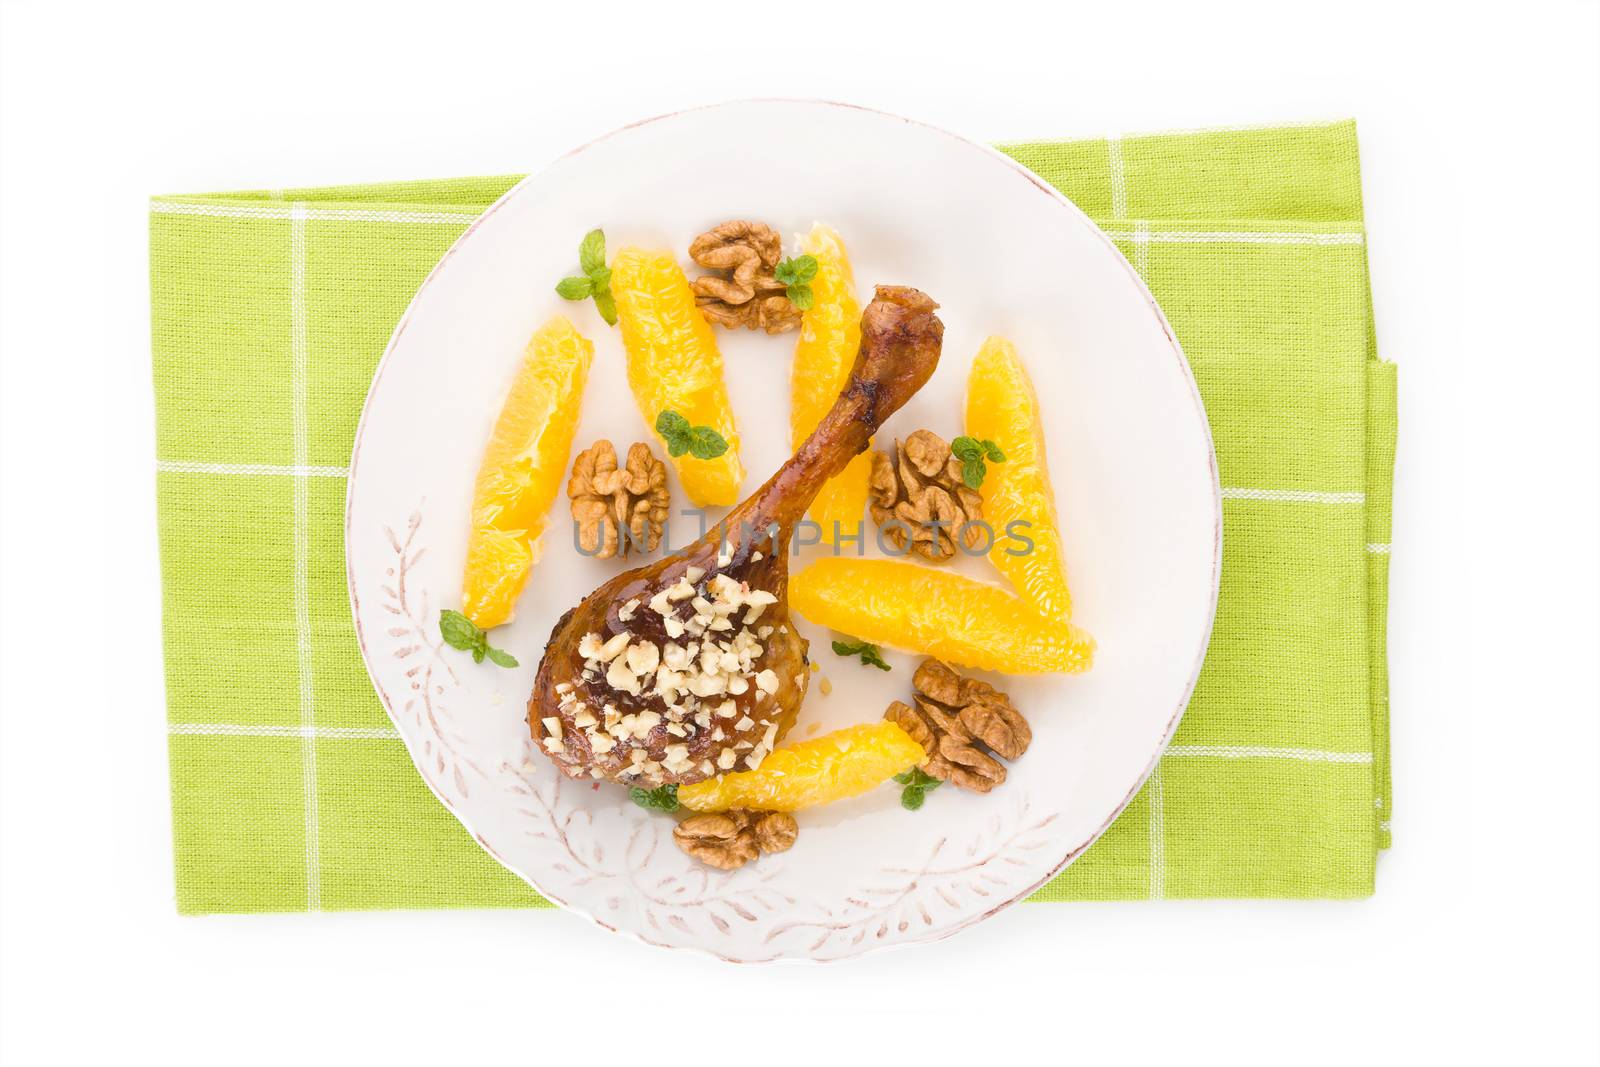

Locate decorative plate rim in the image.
[344,98,1222,963]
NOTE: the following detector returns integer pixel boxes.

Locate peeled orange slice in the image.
[791,224,869,542]
[610,247,744,507]
[461,315,593,629]
[789,558,1095,674]
[965,336,1073,620]
[677,722,924,813]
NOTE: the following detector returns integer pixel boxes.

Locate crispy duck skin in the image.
[529,287,944,787]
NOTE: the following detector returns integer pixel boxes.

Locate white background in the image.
[2,1,1597,1065]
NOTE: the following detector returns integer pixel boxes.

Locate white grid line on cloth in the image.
[1106,136,1128,218]
[1103,229,1364,246]
[169,723,402,740]
[151,464,1368,508]
[1367,542,1391,554]
[1130,209,1160,900]
[150,200,481,225]
[289,203,320,911]
[1379,820,1391,833]
[1221,487,1366,504]
[1131,220,1152,281]
[156,460,350,478]
[1165,745,1374,764]
[1148,767,1165,900]
[1114,160,1162,902]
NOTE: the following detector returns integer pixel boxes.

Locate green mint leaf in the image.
[961,456,986,490]
[591,287,618,326]
[687,426,729,460]
[950,436,981,461]
[860,646,892,671]
[629,784,679,812]
[786,284,814,311]
[901,785,926,811]
[832,638,890,670]
[587,265,612,292]
[892,770,916,785]
[578,228,607,276]
[439,609,481,651]
[484,645,519,669]
[471,645,486,664]
[776,254,818,285]
[656,409,690,438]
[982,440,1007,463]
[555,275,593,300]
[912,768,942,790]
[657,411,727,460]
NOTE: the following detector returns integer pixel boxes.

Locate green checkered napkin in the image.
[151,120,1395,913]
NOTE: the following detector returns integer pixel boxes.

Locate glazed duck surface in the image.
[530,286,944,788]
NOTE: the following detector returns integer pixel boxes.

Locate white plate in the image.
[346,100,1220,962]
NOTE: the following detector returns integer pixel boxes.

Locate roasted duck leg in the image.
[530,286,944,787]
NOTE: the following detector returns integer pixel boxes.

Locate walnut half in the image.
[868,430,986,563]
[688,220,801,335]
[673,809,798,870]
[884,659,1032,793]
[568,440,670,559]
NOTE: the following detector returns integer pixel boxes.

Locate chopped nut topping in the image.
[550,565,795,789]
[605,656,641,695]
[625,640,659,676]
[868,430,986,563]
[569,440,670,559]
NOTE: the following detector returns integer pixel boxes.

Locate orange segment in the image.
[677,722,924,813]
[791,224,868,541]
[789,558,1095,674]
[965,336,1073,620]
[462,315,593,628]
[611,247,744,507]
